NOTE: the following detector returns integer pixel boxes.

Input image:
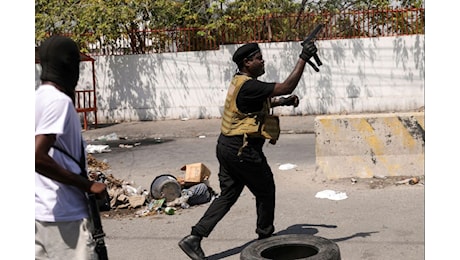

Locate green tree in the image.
[35,0,424,54]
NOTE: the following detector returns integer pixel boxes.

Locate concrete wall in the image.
[35,35,425,124]
[315,112,425,179]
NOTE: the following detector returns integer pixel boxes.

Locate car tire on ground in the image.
[240,234,341,260]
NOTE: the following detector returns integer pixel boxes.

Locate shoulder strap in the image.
[52,141,87,178]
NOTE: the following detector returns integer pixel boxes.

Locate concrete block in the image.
[315,112,425,179]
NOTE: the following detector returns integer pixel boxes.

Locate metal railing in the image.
[75,89,98,130]
[83,7,424,56]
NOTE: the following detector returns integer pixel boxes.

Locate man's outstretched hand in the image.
[299,41,318,62]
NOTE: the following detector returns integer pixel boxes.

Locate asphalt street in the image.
[82,116,425,260]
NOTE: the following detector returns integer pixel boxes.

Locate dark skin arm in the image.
[241,44,315,106]
[271,59,307,97]
[35,134,107,196]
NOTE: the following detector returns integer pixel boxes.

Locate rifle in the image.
[52,144,109,260]
[301,24,323,72]
[88,193,109,260]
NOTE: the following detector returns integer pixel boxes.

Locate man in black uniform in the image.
[178,41,318,260]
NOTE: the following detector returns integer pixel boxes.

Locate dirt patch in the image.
[323,175,425,189]
[100,205,192,220]
[100,208,139,219]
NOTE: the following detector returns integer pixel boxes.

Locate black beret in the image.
[232,43,260,65]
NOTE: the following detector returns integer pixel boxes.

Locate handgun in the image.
[301,24,323,72]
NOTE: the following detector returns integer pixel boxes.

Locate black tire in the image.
[240,234,341,260]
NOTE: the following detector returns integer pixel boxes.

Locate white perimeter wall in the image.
[35,35,425,123]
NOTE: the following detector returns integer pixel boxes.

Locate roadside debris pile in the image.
[135,163,218,217]
[86,154,217,217]
[87,154,148,210]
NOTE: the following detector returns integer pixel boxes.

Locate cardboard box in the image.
[181,163,211,184]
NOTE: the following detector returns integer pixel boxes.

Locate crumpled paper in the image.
[315,190,348,201]
[278,163,297,170]
[86,144,112,153]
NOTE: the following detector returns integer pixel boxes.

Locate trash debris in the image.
[150,174,182,202]
[395,177,420,185]
[315,190,348,201]
[164,207,176,215]
[87,156,219,218]
[181,163,211,184]
[166,193,191,209]
[87,155,110,172]
[149,198,165,211]
[95,132,119,141]
[279,163,297,170]
[129,195,146,208]
[351,178,357,184]
[167,183,217,208]
[135,198,165,217]
[86,144,112,154]
[119,142,141,148]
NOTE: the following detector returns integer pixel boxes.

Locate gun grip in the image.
[313,54,322,67]
[307,60,319,72]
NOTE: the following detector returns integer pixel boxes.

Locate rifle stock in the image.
[51,143,109,259]
[88,193,109,260]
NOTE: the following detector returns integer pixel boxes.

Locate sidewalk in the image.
[82,115,316,141]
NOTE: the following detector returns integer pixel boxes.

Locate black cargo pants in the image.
[191,141,276,238]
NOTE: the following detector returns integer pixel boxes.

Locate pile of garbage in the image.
[87,154,217,217]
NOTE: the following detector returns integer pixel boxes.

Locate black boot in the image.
[258,233,276,240]
[178,235,205,260]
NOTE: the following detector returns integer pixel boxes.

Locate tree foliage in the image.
[35,0,424,54]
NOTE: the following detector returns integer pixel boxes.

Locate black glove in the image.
[299,41,318,62]
[279,95,299,107]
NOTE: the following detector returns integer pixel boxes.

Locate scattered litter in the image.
[129,195,146,208]
[119,142,141,149]
[150,174,182,202]
[167,183,217,208]
[123,184,144,196]
[315,190,348,201]
[164,207,176,215]
[181,163,211,184]
[149,198,165,211]
[351,178,357,184]
[198,135,206,139]
[86,144,112,153]
[96,133,119,141]
[181,118,189,121]
[135,198,165,217]
[395,177,420,185]
[279,163,297,170]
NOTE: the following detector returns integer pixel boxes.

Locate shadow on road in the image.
[206,223,379,259]
[205,223,337,260]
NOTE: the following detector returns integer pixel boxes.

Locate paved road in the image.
[83,117,424,260]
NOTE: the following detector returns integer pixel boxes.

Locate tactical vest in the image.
[221,74,280,145]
